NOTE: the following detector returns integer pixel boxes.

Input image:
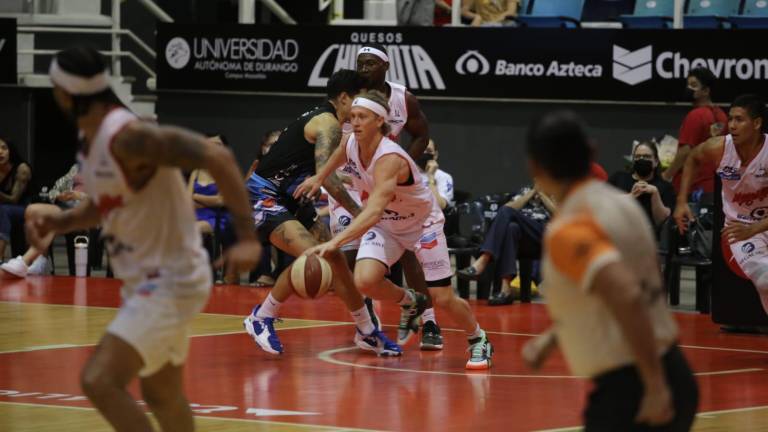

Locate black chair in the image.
[663,205,713,313]
[711,176,768,328]
[449,200,486,299]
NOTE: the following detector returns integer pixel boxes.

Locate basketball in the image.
[290,254,333,299]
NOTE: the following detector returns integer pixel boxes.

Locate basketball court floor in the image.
[1,276,767,431]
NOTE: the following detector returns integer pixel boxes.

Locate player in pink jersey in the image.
[296,91,492,369]
[26,46,261,432]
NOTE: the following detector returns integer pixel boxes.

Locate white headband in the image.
[352,97,388,119]
[49,58,110,95]
[357,46,389,63]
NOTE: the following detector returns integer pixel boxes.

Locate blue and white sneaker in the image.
[354,328,402,357]
[243,305,283,355]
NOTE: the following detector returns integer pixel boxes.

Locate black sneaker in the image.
[398,290,427,345]
[420,321,444,351]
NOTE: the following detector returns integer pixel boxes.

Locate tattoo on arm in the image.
[115,123,208,172]
[324,173,362,217]
[315,123,342,172]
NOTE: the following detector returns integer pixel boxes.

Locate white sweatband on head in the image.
[352,97,388,119]
[49,58,110,95]
[357,46,389,63]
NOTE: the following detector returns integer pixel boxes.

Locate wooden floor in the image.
[1,276,768,431]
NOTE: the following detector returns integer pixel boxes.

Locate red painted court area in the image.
[2,277,768,431]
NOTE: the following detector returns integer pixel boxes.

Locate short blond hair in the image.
[356,90,391,136]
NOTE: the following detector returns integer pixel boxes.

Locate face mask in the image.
[633,159,654,177]
[416,152,434,170]
[684,87,696,100]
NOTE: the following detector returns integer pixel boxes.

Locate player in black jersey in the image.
[243,70,424,357]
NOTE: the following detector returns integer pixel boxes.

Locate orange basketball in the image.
[290,254,333,299]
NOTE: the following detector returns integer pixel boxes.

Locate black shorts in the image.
[246,173,316,241]
[584,344,699,432]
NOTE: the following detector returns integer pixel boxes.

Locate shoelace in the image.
[467,339,487,359]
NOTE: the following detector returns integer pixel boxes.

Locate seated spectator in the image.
[246,129,280,179]
[434,0,455,26]
[416,139,454,210]
[458,183,555,305]
[1,163,85,278]
[0,137,33,262]
[189,134,230,235]
[608,141,675,231]
[462,0,520,26]
[397,0,436,26]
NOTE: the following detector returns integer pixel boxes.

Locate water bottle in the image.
[39,186,49,202]
[74,236,89,277]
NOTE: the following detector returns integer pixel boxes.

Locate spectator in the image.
[662,67,728,200]
[609,142,675,231]
[246,129,280,179]
[0,163,85,278]
[462,0,520,26]
[416,139,454,210]
[457,183,555,305]
[189,134,229,235]
[0,137,32,261]
[434,0,455,26]
[397,0,435,26]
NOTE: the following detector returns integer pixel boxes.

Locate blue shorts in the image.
[246,173,317,241]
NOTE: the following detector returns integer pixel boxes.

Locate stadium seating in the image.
[516,0,585,28]
[730,0,768,28]
[684,0,739,29]
[618,0,674,28]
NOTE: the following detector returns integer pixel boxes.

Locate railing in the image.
[13,0,173,90]
[18,48,155,78]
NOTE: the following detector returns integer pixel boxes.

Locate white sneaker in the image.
[28,256,51,276]
[1,256,29,278]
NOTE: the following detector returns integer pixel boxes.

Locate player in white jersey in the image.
[296,91,492,369]
[353,43,444,350]
[26,46,261,432]
[523,110,697,430]
[675,94,768,315]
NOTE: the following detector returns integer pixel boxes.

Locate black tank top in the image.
[0,163,32,204]
[257,101,336,187]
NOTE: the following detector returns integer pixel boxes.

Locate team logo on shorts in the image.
[339,215,351,226]
[419,232,439,250]
[364,231,377,241]
[742,242,756,254]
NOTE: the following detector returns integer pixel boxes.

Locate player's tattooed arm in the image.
[311,115,362,217]
[113,121,256,241]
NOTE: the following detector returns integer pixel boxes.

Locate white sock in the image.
[351,305,376,335]
[421,307,436,324]
[397,289,415,306]
[467,324,483,341]
[256,293,282,319]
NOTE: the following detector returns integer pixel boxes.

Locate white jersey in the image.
[718,134,768,224]
[80,108,209,288]
[345,134,443,235]
[385,80,408,140]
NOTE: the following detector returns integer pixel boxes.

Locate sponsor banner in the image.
[158,25,768,102]
[0,18,16,84]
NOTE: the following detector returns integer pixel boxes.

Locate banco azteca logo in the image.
[455,50,490,76]
[165,37,191,70]
[612,45,653,85]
